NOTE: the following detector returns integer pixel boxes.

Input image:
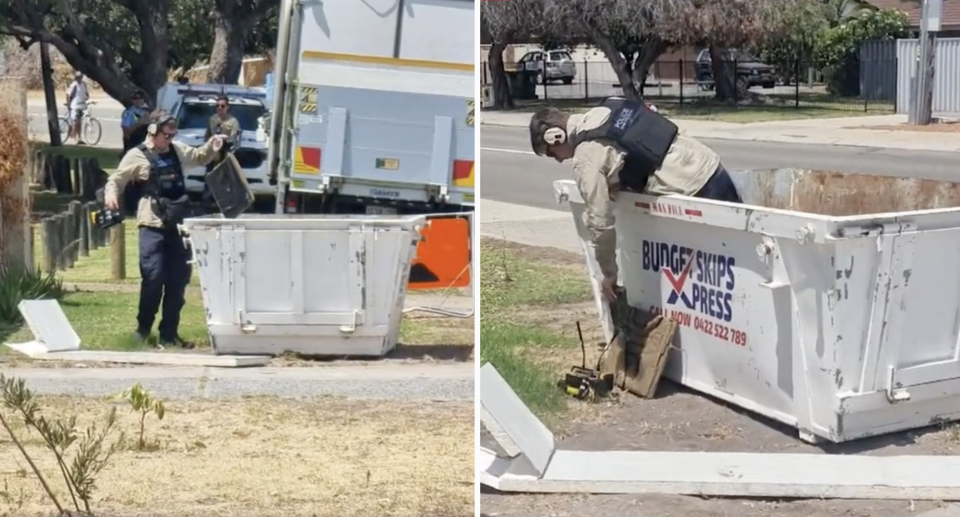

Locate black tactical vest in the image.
[579,97,679,193]
[138,143,190,227]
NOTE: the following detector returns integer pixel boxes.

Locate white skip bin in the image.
[180,214,425,357]
[556,170,960,443]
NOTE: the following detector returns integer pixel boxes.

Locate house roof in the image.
[865,0,960,29]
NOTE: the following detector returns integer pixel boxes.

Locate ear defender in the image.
[147,111,175,136]
[543,127,567,146]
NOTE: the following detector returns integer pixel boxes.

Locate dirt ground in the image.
[1,396,473,517]
[481,242,958,517]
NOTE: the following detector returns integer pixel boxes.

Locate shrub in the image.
[0,267,64,326]
[817,9,909,96]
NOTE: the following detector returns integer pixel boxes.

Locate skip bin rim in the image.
[181,214,428,229]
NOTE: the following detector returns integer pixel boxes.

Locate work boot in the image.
[159,335,195,350]
[132,329,150,346]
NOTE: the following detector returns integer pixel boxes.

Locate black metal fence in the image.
[481,58,900,113]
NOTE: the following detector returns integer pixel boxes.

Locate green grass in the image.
[479,242,593,419]
[479,320,571,417]
[496,92,895,123]
[0,288,459,353]
[3,289,209,350]
[32,222,201,287]
[659,103,892,123]
[479,243,591,311]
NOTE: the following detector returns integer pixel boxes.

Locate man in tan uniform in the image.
[202,95,241,213]
[104,110,228,348]
[529,97,741,301]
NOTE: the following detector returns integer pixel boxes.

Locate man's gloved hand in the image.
[209,134,228,152]
[601,276,618,301]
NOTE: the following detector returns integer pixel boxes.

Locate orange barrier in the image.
[408,214,472,290]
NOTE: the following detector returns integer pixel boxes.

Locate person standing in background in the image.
[202,95,241,213]
[64,71,89,144]
[121,90,152,154]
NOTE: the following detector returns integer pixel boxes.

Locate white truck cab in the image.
[266,0,475,216]
[264,0,475,293]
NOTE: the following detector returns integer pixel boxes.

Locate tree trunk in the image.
[132,6,175,101]
[587,30,640,100]
[488,41,514,109]
[709,45,736,103]
[207,12,250,84]
[42,0,172,104]
[631,40,669,94]
[39,42,63,147]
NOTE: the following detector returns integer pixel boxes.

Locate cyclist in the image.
[65,71,89,144]
[121,91,151,153]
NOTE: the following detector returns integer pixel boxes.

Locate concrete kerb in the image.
[479,362,960,500]
[479,112,960,153]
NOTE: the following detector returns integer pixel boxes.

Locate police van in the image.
[265,0,475,292]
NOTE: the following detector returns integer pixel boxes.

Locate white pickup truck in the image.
[157,83,273,203]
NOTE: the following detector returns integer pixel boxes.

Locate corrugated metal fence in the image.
[862,38,960,114]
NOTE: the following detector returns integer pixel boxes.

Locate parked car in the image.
[695,48,777,93]
[517,49,577,85]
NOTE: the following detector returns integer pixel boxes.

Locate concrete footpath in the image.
[0,363,474,401]
[480,198,580,254]
[481,111,960,153]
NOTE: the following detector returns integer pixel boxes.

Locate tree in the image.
[756,0,876,86]
[553,0,692,100]
[0,0,174,104]
[817,8,909,95]
[206,0,278,84]
[689,0,798,101]
[0,0,279,104]
[38,41,62,147]
[481,0,549,109]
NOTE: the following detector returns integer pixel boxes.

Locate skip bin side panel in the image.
[239,229,363,324]
[618,207,803,428]
[892,228,960,380]
[774,237,847,440]
[184,223,232,331]
[829,241,884,396]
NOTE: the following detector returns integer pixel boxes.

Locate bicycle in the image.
[59,101,103,146]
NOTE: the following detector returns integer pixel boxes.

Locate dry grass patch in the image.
[0,396,473,517]
[869,120,960,133]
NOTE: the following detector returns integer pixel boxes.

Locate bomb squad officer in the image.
[103,110,228,349]
[528,97,742,302]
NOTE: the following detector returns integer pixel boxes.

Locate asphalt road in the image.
[481,125,960,210]
[28,99,124,147]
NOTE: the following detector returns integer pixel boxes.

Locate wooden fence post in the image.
[111,222,126,280]
[41,217,57,274]
[79,203,90,257]
[70,159,80,195]
[68,201,82,264]
[54,214,68,271]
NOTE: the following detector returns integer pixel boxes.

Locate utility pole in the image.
[908,0,941,125]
